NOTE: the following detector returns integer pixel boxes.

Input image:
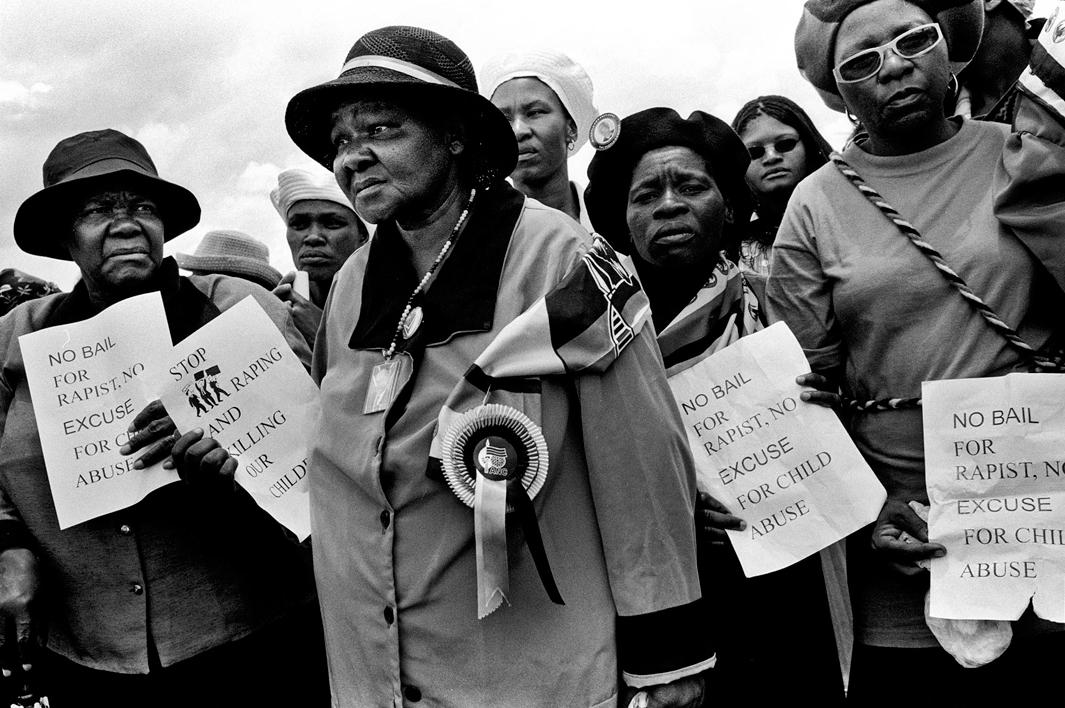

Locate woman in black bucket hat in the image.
[0,128,327,707]
[289,26,714,708]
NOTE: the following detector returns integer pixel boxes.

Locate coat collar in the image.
[348,183,526,352]
[43,256,219,343]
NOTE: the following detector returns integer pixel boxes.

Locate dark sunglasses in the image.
[746,137,800,161]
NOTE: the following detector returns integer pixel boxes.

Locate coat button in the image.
[380,509,391,530]
[383,606,394,625]
[118,524,132,536]
[131,583,144,595]
[403,685,421,702]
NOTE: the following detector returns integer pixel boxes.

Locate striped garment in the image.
[426,234,651,617]
[654,258,766,375]
[428,235,651,462]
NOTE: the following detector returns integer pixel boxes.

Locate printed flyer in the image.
[668,322,885,576]
[152,296,317,540]
[923,374,1065,622]
[19,293,177,528]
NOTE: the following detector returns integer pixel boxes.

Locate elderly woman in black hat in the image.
[0,129,326,706]
[286,25,713,708]
[770,0,1065,703]
[584,108,845,705]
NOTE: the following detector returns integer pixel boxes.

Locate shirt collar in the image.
[348,183,526,351]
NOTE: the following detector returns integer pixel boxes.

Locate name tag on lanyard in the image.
[364,356,409,414]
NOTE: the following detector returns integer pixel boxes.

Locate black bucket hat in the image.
[14,129,200,261]
[286,25,517,186]
[585,108,753,255]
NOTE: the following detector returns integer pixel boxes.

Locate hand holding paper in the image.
[120,399,178,469]
[695,491,746,542]
[170,428,239,492]
[871,497,946,576]
[796,371,842,409]
[273,272,322,344]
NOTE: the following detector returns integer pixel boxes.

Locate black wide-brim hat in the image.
[14,129,200,261]
[286,25,517,185]
[585,107,752,255]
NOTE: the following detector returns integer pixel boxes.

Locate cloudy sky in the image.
[0,0,1055,288]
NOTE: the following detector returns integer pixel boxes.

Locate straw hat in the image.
[175,230,282,289]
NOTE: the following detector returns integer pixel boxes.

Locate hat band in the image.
[339,55,461,88]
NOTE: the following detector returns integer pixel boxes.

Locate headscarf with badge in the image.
[795,0,985,110]
[480,50,598,152]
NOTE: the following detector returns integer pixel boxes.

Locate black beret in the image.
[584,108,751,254]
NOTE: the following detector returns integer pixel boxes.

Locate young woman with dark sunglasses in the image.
[731,95,833,279]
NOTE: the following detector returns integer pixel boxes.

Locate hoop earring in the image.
[844,107,860,127]
[566,138,576,152]
[947,72,960,99]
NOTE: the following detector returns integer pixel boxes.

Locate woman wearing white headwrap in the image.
[270,167,369,343]
[481,50,597,229]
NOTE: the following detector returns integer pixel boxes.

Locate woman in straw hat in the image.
[771,1,1065,703]
[270,167,368,344]
[481,49,597,229]
[286,25,712,708]
[0,129,326,706]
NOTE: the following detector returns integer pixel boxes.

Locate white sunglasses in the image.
[833,23,944,84]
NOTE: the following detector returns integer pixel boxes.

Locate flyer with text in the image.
[152,296,317,540]
[668,322,886,577]
[19,293,177,528]
[923,374,1065,623]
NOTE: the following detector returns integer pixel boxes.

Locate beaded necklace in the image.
[384,187,477,360]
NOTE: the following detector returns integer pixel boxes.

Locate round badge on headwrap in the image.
[441,403,548,507]
[589,112,621,151]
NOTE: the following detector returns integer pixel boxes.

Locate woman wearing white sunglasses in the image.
[770,1,1064,705]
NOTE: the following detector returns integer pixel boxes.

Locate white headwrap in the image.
[480,49,597,152]
[270,167,356,220]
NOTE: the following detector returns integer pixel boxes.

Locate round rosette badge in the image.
[440,403,548,509]
[441,403,556,618]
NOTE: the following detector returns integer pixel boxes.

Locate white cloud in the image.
[235,161,283,194]
[133,123,191,173]
[0,80,52,110]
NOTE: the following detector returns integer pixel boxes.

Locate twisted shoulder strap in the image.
[827,152,1059,412]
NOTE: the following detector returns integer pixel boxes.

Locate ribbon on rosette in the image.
[428,236,651,618]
